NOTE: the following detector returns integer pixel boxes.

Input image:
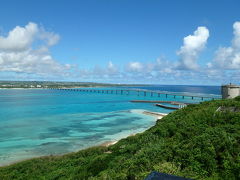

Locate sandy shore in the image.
[100,141,118,147]
[142,110,167,119]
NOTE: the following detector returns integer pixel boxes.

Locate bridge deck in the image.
[48,88,222,101]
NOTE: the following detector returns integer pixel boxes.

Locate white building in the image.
[221,84,240,99]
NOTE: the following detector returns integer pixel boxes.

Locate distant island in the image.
[0,97,239,179]
[0,81,148,89]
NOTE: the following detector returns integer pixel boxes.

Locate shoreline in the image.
[99,140,118,147]
[0,110,167,167]
[99,111,167,147]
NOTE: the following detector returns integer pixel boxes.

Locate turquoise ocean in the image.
[0,85,221,166]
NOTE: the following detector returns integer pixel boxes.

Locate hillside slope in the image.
[0,98,240,180]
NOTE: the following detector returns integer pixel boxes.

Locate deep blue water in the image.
[0,85,221,166]
[126,85,221,95]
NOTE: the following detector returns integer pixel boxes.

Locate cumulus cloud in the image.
[1,21,239,85]
[73,61,121,82]
[177,26,209,70]
[0,22,70,77]
[39,28,60,46]
[77,22,239,84]
[0,23,38,51]
[0,22,214,83]
[154,57,175,73]
[0,50,71,75]
[209,21,240,69]
[121,58,179,83]
[232,22,240,50]
[107,61,119,75]
[126,62,143,73]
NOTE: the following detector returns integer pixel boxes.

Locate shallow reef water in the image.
[0,87,220,165]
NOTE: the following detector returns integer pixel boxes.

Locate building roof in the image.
[222,84,240,88]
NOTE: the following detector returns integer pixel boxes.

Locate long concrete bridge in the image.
[48,88,222,101]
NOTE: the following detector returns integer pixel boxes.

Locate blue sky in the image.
[0,0,240,85]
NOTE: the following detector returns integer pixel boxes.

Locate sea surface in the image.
[126,84,221,95]
[0,85,221,166]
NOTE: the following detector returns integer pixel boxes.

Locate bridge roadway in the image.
[48,88,222,101]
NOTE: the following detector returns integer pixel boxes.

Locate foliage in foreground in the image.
[0,98,240,180]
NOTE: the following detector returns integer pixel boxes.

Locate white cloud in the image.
[120,58,179,83]
[232,22,240,50]
[0,50,71,75]
[39,28,60,46]
[107,61,118,75]
[0,22,38,51]
[0,22,70,78]
[0,22,214,83]
[154,57,175,73]
[177,26,209,70]
[73,61,121,82]
[1,22,239,85]
[126,62,143,73]
[209,21,240,69]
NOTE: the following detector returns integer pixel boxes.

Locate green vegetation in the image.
[0,98,240,179]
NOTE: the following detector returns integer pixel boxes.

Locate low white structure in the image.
[221,84,240,99]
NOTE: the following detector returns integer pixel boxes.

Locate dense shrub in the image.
[234,96,240,101]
